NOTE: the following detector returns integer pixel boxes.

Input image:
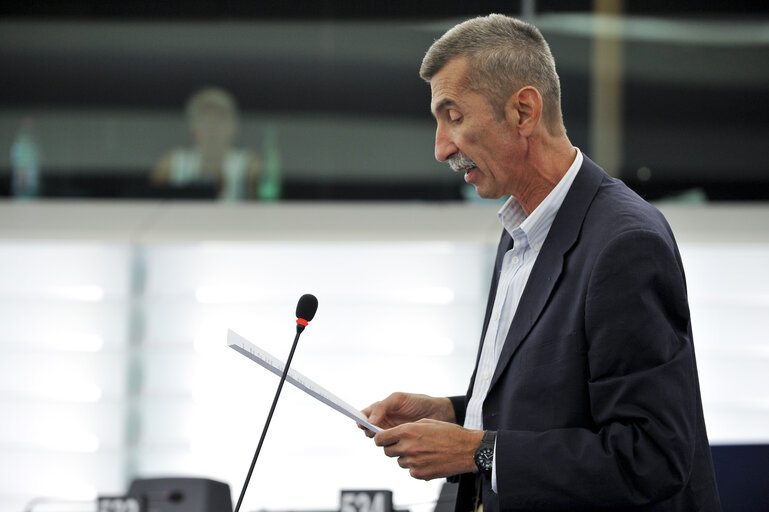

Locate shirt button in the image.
[482,370,491,380]
[492,311,500,321]
[512,256,520,264]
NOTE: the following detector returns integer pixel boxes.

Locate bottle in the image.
[10,117,41,199]
[258,126,282,201]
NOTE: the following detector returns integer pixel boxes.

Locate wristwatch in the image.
[474,430,496,477]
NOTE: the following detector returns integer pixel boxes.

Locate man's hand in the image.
[360,392,455,437]
[374,419,483,480]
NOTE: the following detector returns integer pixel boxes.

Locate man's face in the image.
[430,58,520,199]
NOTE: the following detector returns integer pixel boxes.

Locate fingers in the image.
[356,422,377,438]
[373,423,406,447]
[370,420,480,481]
[366,397,394,427]
[360,392,434,437]
[377,430,411,473]
[360,400,385,437]
[361,402,377,419]
[370,424,437,481]
[361,399,388,428]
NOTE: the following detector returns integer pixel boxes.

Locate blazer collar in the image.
[488,155,607,391]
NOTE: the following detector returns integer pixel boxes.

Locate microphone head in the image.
[296,294,318,322]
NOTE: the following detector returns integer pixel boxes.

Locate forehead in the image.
[429,57,471,115]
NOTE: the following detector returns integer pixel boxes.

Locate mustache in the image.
[448,153,477,173]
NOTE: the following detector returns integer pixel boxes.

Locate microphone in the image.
[234,294,318,512]
[295,293,319,333]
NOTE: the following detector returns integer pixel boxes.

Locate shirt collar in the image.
[497,148,583,250]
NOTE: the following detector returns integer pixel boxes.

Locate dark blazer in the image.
[450,156,721,511]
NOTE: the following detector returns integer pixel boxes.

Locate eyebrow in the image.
[431,98,458,119]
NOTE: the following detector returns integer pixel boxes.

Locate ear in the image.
[505,86,542,137]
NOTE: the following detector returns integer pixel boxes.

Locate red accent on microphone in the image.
[296,318,309,327]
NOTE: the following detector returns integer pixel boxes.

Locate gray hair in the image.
[420,14,564,135]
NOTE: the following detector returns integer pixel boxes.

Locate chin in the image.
[474,188,502,200]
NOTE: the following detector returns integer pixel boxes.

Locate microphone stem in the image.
[234,329,303,512]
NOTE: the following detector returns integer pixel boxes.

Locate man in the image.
[361,14,721,511]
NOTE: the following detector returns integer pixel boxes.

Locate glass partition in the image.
[2,4,767,201]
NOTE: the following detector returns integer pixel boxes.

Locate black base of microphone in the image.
[233,328,304,512]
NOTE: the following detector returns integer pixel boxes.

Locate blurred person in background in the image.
[152,86,260,200]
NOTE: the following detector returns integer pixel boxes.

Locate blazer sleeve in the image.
[449,395,467,426]
[495,229,698,510]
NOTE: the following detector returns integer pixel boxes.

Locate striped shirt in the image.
[464,148,583,489]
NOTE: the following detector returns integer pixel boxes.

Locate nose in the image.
[434,122,458,162]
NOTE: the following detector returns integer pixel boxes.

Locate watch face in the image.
[477,447,493,470]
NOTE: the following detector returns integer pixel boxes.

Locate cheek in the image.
[461,128,481,146]
[454,131,484,163]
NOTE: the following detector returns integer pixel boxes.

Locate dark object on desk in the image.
[710,444,769,512]
[128,477,233,512]
[433,481,458,512]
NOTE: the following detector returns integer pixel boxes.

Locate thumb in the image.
[363,402,382,425]
[367,411,381,426]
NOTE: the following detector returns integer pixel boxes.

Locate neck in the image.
[514,136,575,216]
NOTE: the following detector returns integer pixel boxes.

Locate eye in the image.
[448,109,462,123]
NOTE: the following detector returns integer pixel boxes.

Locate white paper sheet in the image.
[227,329,382,433]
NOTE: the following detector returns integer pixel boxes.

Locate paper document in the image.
[227,329,381,433]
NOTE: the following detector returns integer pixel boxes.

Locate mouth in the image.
[461,166,479,183]
[449,153,479,182]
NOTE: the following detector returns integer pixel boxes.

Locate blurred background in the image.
[2,0,767,202]
[1,1,768,511]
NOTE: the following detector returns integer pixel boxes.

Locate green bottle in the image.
[11,117,41,199]
[258,126,282,201]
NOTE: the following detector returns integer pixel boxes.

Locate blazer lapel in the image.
[488,156,606,391]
